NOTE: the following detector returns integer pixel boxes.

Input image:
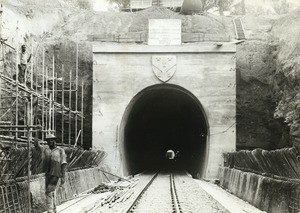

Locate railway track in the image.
[85,170,227,213]
[124,171,182,213]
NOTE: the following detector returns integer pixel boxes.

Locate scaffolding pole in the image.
[52,55,55,131]
[30,93,33,138]
[68,69,71,146]
[0,72,1,109]
[42,49,45,140]
[0,2,2,110]
[30,39,33,89]
[0,4,2,38]
[0,52,2,109]
[30,41,34,139]
[45,67,48,131]
[54,72,57,133]
[0,42,5,74]
[26,126,31,213]
[49,94,52,132]
[35,48,38,94]
[75,42,78,144]
[10,74,13,136]
[81,81,83,146]
[15,45,18,138]
[61,65,64,144]
[0,5,2,86]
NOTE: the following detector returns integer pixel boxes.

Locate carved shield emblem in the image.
[152,55,177,82]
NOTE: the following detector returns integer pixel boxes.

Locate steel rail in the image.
[124,171,182,213]
[124,172,159,213]
[170,173,181,213]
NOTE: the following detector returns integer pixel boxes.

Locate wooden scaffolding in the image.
[0,38,85,147]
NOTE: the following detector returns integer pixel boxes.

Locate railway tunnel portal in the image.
[122,84,208,178]
[93,43,236,179]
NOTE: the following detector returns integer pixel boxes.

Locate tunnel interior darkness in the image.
[123,84,208,178]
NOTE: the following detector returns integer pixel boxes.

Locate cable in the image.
[201,122,236,137]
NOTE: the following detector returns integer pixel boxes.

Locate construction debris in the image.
[88,177,138,209]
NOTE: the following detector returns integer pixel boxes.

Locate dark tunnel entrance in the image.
[121,84,209,178]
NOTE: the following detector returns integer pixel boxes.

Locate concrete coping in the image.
[93,42,237,53]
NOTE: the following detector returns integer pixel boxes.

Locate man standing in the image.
[35,133,67,213]
[18,44,32,84]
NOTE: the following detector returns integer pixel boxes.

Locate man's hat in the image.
[45,133,56,140]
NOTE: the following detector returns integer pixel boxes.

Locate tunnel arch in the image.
[120,84,210,178]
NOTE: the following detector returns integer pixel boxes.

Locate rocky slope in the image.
[1,1,300,150]
[236,9,300,150]
[271,9,300,149]
[236,15,287,150]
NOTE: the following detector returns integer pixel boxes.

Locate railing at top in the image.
[87,32,231,43]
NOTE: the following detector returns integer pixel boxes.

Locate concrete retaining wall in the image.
[218,167,300,213]
[30,167,108,212]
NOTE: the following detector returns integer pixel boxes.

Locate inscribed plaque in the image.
[148,19,181,45]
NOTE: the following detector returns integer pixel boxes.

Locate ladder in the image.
[233,18,246,40]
